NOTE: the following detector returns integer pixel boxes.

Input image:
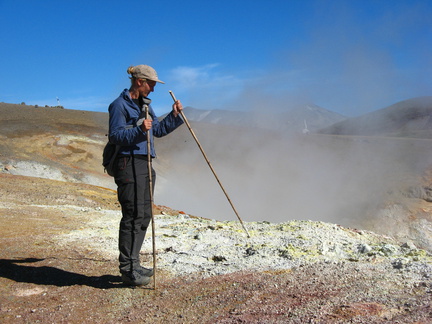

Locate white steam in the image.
[154,123,432,229]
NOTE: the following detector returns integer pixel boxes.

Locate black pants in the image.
[114,155,155,274]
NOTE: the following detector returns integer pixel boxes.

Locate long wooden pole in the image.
[144,102,157,289]
[169,91,250,238]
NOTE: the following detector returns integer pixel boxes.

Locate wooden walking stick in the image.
[169,91,250,238]
[143,99,157,289]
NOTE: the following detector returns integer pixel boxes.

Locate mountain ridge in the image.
[180,103,346,133]
[319,96,432,138]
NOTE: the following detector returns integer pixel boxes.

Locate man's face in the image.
[139,79,157,97]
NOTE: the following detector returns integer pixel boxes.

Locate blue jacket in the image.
[108,89,184,157]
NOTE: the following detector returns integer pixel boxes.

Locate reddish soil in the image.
[1,174,431,323]
[1,103,431,323]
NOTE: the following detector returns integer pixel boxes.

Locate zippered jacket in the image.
[108,89,184,157]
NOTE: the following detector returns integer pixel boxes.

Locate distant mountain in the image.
[269,104,346,133]
[319,97,432,138]
[181,104,346,133]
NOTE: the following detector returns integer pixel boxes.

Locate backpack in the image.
[102,125,133,176]
[102,141,120,177]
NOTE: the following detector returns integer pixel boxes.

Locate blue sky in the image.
[0,0,431,117]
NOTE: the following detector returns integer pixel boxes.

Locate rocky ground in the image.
[1,103,432,323]
[0,173,431,323]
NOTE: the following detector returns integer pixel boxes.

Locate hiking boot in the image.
[121,270,151,286]
[136,266,154,277]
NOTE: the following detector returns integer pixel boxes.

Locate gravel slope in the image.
[1,174,431,323]
[1,103,432,322]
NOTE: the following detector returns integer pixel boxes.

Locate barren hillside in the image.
[1,102,432,323]
[319,97,432,138]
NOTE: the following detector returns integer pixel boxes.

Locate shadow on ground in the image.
[0,258,123,289]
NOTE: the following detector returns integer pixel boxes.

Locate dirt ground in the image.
[1,103,431,323]
[0,173,431,324]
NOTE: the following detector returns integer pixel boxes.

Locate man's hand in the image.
[172,100,183,117]
[141,119,152,132]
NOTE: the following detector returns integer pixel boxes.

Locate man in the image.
[108,64,183,286]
